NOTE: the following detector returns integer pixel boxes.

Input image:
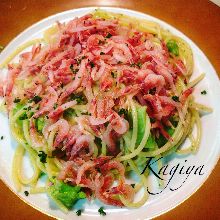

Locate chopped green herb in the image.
[98,207,106,216]
[111,71,117,78]
[136,62,142,69]
[166,40,179,56]
[90,62,95,68]
[105,33,112,38]
[14,98,21,103]
[76,209,82,216]
[1,136,3,140]
[94,137,102,147]
[118,108,128,117]
[70,93,86,104]
[98,40,105,45]
[24,106,32,111]
[201,90,207,95]
[149,87,156,95]
[100,52,105,55]
[75,56,86,65]
[150,118,156,123]
[24,191,29,196]
[130,183,135,188]
[130,62,142,68]
[81,112,91,115]
[63,108,76,119]
[53,103,58,109]
[31,95,42,104]
[70,64,79,74]
[117,61,122,64]
[18,112,28,120]
[104,121,110,128]
[172,96,179,102]
[38,151,47,163]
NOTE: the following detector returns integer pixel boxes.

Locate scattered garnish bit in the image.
[13,98,21,103]
[130,62,142,69]
[63,108,76,119]
[130,183,135,188]
[75,56,86,65]
[118,108,128,116]
[172,96,179,102]
[1,136,3,140]
[201,90,207,95]
[53,103,58,109]
[76,209,82,216]
[38,151,47,163]
[30,95,42,104]
[111,71,117,78]
[90,62,95,68]
[70,64,79,74]
[18,113,28,120]
[105,32,112,38]
[70,93,86,104]
[98,207,106,216]
[24,191,29,196]
[100,52,105,55]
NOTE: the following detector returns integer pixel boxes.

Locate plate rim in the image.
[0,6,220,220]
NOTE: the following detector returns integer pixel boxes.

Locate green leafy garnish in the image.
[118,108,128,117]
[14,98,21,103]
[76,210,82,216]
[98,40,105,45]
[90,62,95,68]
[172,96,179,102]
[166,40,179,56]
[130,62,142,69]
[130,184,135,188]
[105,33,112,38]
[48,180,86,209]
[98,207,106,216]
[18,112,28,120]
[31,95,42,104]
[70,64,79,74]
[38,151,47,163]
[70,93,86,104]
[1,136,3,140]
[63,108,76,119]
[100,52,105,55]
[111,71,117,78]
[94,137,102,147]
[201,90,207,95]
[24,191,29,196]
[53,103,58,109]
[75,56,86,65]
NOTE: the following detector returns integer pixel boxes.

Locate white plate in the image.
[0,7,220,220]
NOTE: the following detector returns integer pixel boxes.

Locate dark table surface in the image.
[0,0,219,219]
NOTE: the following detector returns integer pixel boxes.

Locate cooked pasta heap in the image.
[0,10,212,212]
